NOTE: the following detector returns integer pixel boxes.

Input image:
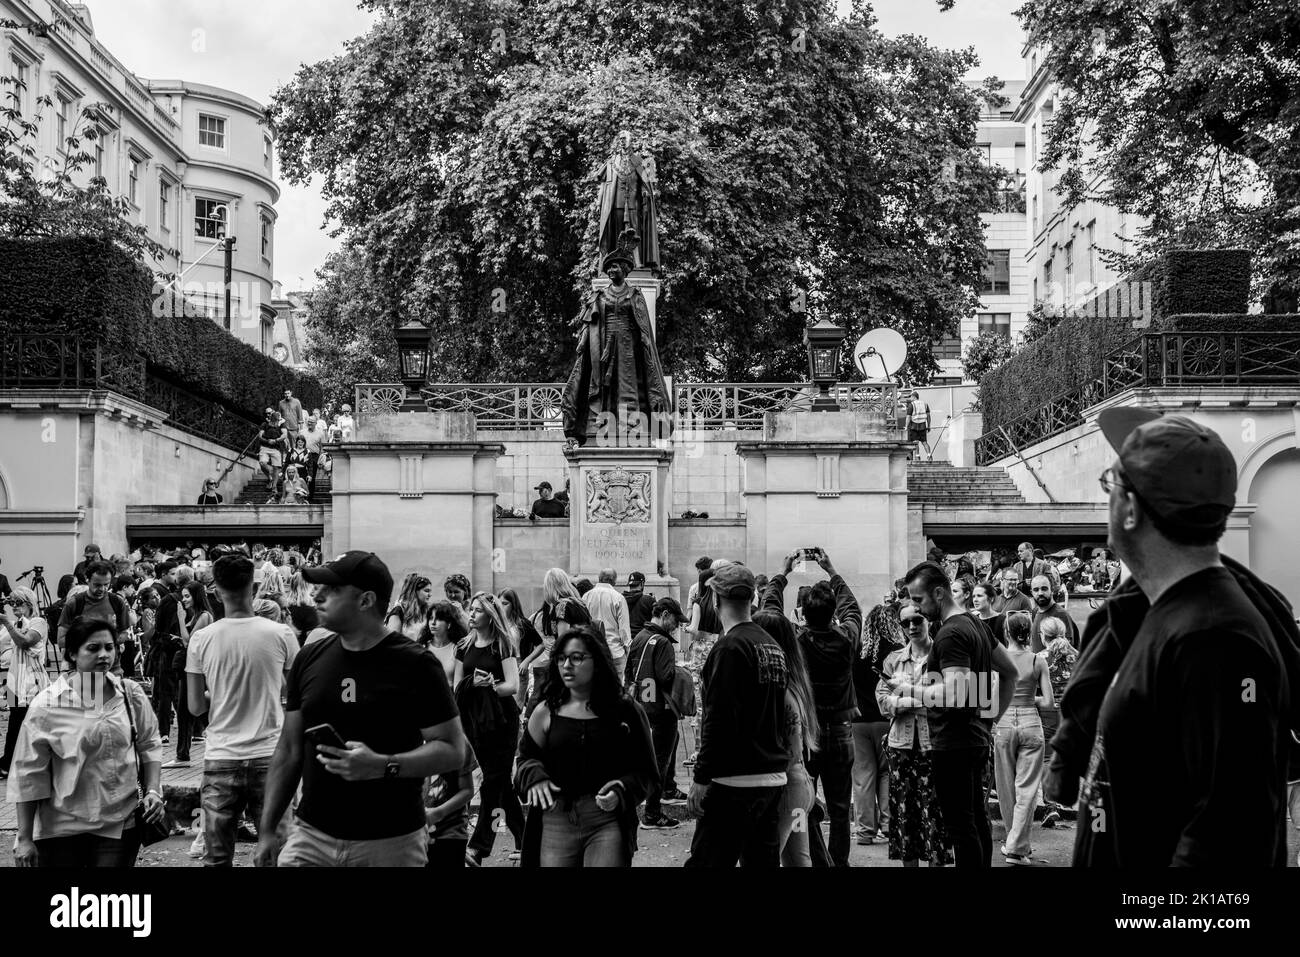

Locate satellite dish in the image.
[853,328,908,380]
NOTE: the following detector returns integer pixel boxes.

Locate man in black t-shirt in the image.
[1065,409,1293,867]
[622,571,656,635]
[893,561,1017,868]
[528,481,568,520]
[255,550,467,867]
[685,564,790,868]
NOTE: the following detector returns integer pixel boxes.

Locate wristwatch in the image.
[384,757,401,779]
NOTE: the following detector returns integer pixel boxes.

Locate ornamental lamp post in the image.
[804,317,847,412]
[395,317,431,394]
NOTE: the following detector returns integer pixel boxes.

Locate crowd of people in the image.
[2,410,1297,868]
[196,389,357,507]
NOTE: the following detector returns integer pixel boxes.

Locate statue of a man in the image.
[597,130,660,271]
[562,233,672,448]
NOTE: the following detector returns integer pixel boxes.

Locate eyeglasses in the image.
[1098,467,1134,495]
[557,653,592,666]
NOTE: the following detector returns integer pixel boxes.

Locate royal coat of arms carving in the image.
[586,466,652,524]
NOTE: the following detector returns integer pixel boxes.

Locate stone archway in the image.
[1248,446,1300,611]
[0,464,10,508]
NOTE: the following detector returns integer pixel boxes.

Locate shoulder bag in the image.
[122,681,171,847]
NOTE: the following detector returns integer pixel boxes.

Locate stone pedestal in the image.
[592,267,660,338]
[737,410,913,606]
[565,445,677,594]
[328,411,503,589]
[949,409,982,467]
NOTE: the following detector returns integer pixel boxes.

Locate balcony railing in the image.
[358,381,905,431]
[1,333,260,451]
[975,331,1300,464]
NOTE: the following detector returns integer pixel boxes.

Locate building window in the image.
[159,181,172,232]
[93,133,104,179]
[1064,240,1074,302]
[933,335,962,361]
[1043,258,1054,302]
[976,143,992,166]
[195,197,227,240]
[1028,123,1036,165]
[198,113,226,149]
[978,313,1012,340]
[260,215,271,260]
[264,134,272,169]
[127,155,141,206]
[981,250,1011,295]
[1032,195,1039,227]
[1087,221,1097,283]
[261,320,272,354]
[12,57,30,117]
[56,95,70,150]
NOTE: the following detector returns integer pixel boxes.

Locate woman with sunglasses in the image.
[515,623,657,867]
[454,592,524,866]
[877,602,952,867]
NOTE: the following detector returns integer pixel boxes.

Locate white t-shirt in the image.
[185,616,299,761]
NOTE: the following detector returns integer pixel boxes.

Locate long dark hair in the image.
[695,568,721,633]
[753,611,819,753]
[542,625,625,717]
[182,581,212,622]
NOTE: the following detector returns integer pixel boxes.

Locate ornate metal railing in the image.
[360,381,906,431]
[975,331,1300,464]
[1,333,260,451]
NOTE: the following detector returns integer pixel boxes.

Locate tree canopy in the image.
[272,0,1000,386]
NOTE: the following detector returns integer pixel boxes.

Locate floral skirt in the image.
[887,746,954,866]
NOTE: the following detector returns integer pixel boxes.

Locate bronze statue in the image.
[597,130,660,271]
[562,230,672,448]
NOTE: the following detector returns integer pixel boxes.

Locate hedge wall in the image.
[978,250,1287,434]
[0,238,322,417]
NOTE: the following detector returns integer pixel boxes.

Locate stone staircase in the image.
[906,461,1026,507]
[234,473,333,504]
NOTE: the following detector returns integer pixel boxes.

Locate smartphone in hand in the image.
[305,723,348,752]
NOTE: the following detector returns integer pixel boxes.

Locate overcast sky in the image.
[86,0,1025,289]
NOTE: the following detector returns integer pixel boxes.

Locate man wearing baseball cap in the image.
[684,563,790,867]
[528,480,567,520]
[627,595,688,829]
[622,570,656,636]
[1066,409,1293,866]
[255,550,468,867]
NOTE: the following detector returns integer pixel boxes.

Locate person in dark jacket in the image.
[761,547,862,867]
[622,571,656,636]
[684,564,790,868]
[1050,409,1297,867]
[515,624,657,867]
[625,596,687,828]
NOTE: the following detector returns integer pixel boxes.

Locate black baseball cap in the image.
[301,550,394,608]
[628,571,646,585]
[709,563,755,600]
[1098,408,1237,529]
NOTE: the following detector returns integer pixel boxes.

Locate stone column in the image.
[327,411,503,587]
[737,410,914,604]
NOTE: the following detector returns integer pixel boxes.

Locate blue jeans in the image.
[201,757,279,867]
[539,796,627,867]
[643,710,679,819]
[806,720,855,866]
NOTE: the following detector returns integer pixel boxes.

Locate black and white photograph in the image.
[0,0,1296,940]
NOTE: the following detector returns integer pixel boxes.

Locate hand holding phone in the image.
[305,723,348,753]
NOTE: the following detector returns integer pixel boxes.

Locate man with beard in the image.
[1028,575,1078,654]
[1061,409,1293,866]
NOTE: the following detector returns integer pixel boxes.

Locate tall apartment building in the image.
[2,0,280,353]
[1015,40,1138,319]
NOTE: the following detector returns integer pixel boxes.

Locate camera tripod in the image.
[17,568,53,612]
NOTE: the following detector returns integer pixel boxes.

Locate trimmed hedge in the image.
[979,250,1292,434]
[0,238,321,418]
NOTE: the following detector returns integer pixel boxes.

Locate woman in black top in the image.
[454,592,524,866]
[515,624,657,867]
[196,478,223,506]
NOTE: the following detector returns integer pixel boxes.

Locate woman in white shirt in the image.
[9,616,164,867]
[0,587,53,778]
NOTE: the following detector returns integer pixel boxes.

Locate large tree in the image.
[273,0,999,385]
[1007,0,1300,308]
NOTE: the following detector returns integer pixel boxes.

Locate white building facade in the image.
[2,0,280,352]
